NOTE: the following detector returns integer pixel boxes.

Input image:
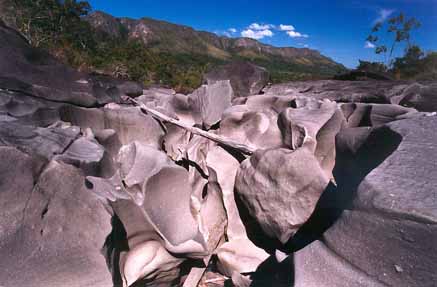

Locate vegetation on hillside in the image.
[3,0,347,92]
[6,0,224,92]
[361,12,436,80]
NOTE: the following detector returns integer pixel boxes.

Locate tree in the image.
[367,12,421,66]
[12,0,92,49]
[357,60,387,73]
[392,45,424,78]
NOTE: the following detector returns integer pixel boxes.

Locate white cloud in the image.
[248,23,275,30]
[365,41,376,48]
[241,28,274,40]
[241,22,308,40]
[286,30,309,38]
[228,28,237,33]
[279,24,295,31]
[374,8,395,24]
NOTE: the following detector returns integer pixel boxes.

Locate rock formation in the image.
[204,61,269,98]
[0,19,436,287]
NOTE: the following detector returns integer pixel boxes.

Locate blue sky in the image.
[88,0,437,68]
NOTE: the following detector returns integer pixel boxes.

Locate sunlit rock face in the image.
[204,61,269,98]
[0,150,113,287]
[1,18,436,287]
[236,147,330,244]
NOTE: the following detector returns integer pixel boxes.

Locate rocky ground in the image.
[0,21,436,287]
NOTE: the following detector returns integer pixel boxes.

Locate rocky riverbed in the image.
[0,21,436,287]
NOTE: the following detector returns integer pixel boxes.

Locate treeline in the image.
[359,48,437,81]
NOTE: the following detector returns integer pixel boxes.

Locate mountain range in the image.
[85,11,347,80]
[0,1,347,92]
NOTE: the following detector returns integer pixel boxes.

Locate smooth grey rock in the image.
[207,146,246,239]
[196,168,227,254]
[220,106,283,150]
[236,147,329,244]
[116,81,143,97]
[216,238,269,278]
[56,135,105,176]
[99,132,125,178]
[87,141,227,285]
[391,82,437,112]
[0,21,143,108]
[244,94,300,113]
[0,23,97,106]
[294,240,385,287]
[278,100,345,180]
[189,80,233,128]
[264,80,437,112]
[103,104,164,148]
[0,89,61,127]
[60,105,106,131]
[263,80,395,103]
[112,199,184,287]
[294,116,437,287]
[0,121,80,159]
[340,102,420,128]
[143,163,206,255]
[162,125,190,161]
[98,141,225,257]
[205,61,269,97]
[207,146,269,279]
[0,156,113,287]
[117,141,173,205]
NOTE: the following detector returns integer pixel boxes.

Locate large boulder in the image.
[235,147,329,245]
[189,80,233,129]
[233,99,344,246]
[205,61,269,97]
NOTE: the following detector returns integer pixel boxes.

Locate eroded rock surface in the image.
[0,150,113,287]
[205,61,269,97]
[263,80,437,111]
[236,147,330,244]
[1,18,436,287]
[293,115,437,287]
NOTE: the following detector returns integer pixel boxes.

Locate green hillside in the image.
[0,0,347,92]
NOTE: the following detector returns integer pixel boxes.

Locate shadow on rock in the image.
[103,215,129,287]
[234,125,403,286]
[285,126,403,253]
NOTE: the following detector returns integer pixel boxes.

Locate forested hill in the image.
[0,1,346,92]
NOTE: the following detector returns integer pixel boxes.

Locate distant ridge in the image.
[86,11,346,80]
